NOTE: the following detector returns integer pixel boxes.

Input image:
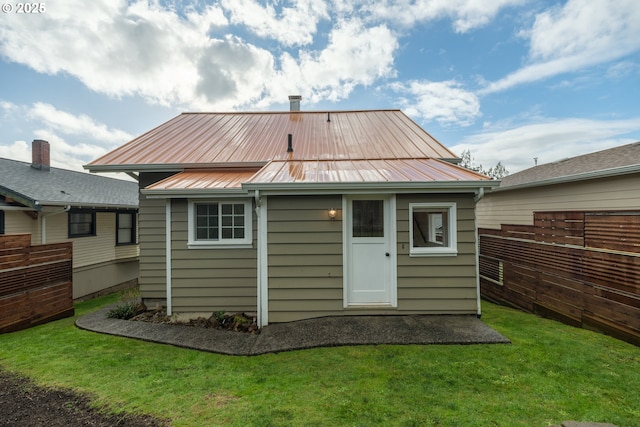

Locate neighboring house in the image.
[475,142,640,344]
[87,98,497,326]
[0,140,140,299]
[477,141,640,228]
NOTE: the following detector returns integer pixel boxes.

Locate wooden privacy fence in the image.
[0,234,74,333]
[479,211,640,345]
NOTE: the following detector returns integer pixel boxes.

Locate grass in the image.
[1,294,639,427]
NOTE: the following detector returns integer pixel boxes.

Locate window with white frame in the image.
[188,200,252,247]
[409,202,457,256]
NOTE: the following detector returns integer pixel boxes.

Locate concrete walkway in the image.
[76,305,510,356]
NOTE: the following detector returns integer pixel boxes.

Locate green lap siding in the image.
[170,199,257,314]
[267,195,344,322]
[267,193,480,323]
[396,194,479,314]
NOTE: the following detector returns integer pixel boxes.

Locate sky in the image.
[1,0,639,178]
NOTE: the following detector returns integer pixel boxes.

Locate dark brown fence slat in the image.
[585,214,640,254]
[479,212,640,346]
[0,235,74,333]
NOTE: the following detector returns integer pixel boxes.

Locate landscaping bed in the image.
[131,308,259,334]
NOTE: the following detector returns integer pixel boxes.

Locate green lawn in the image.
[1,294,638,427]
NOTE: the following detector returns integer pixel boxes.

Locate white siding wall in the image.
[3,207,139,299]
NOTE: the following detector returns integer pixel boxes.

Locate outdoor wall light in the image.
[328,208,337,220]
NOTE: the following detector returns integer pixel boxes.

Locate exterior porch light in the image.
[328,208,337,220]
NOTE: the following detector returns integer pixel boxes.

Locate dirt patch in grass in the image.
[0,369,168,427]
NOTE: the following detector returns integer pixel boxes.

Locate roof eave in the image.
[142,180,498,198]
[244,180,498,193]
[141,188,250,199]
[0,186,38,210]
[36,201,138,209]
[84,162,268,174]
[493,164,640,193]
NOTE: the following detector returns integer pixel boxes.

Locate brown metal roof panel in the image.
[88,110,463,170]
[146,169,258,191]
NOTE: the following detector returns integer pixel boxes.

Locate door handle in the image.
[385,252,390,257]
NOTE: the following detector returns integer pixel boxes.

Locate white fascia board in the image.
[493,165,640,193]
[243,180,499,196]
[84,162,267,174]
[141,189,252,199]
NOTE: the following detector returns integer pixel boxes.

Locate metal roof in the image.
[146,169,259,191]
[0,157,138,210]
[87,110,459,171]
[142,159,494,196]
[250,159,490,184]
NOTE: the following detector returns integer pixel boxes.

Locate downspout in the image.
[254,190,268,328]
[165,199,172,316]
[473,188,485,317]
[41,205,71,244]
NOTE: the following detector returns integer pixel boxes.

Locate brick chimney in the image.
[31,139,50,171]
[289,95,301,112]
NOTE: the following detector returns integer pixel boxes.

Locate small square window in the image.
[69,211,96,238]
[409,203,457,256]
[188,200,252,248]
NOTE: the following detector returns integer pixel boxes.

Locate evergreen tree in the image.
[459,150,509,179]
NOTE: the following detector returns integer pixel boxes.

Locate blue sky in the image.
[1,0,639,177]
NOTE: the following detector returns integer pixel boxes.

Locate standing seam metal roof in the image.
[88,110,458,169]
[145,159,491,192]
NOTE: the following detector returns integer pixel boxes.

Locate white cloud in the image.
[0,102,134,173]
[482,0,640,94]
[390,80,480,126]
[220,0,329,46]
[0,1,406,110]
[29,103,133,145]
[450,117,640,172]
[0,0,233,108]
[1,140,31,162]
[361,0,525,33]
[266,19,398,104]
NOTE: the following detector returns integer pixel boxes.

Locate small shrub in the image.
[213,310,226,323]
[107,302,138,320]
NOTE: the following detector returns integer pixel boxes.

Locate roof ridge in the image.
[180,109,403,115]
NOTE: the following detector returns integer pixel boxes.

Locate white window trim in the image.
[409,202,457,256]
[187,199,253,249]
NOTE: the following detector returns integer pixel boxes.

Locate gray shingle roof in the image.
[498,141,640,191]
[0,157,138,209]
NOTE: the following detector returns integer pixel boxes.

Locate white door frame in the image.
[343,194,397,308]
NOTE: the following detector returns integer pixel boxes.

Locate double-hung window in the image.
[69,210,96,238]
[188,200,252,248]
[409,202,457,256]
[116,212,137,245]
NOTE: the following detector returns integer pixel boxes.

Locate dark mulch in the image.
[0,369,168,427]
[131,309,259,334]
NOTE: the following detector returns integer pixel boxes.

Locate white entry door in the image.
[344,196,396,306]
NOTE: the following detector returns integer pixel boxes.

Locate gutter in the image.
[243,180,500,195]
[493,164,640,193]
[84,162,268,174]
